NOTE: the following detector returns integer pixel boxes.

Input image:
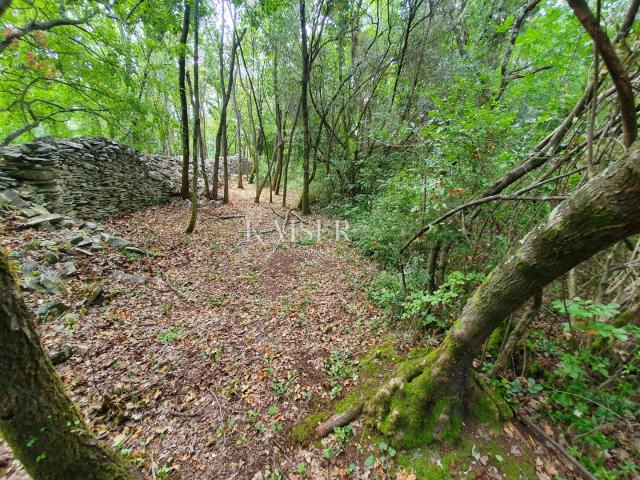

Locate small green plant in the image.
[156,326,183,344]
[118,247,141,261]
[323,351,358,398]
[272,372,297,397]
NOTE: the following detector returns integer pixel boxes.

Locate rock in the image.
[209,200,223,207]
[35,300,69,319]
[58,218,75,229]
[36,221,55,231]
[61,261,77,277]
[49,344,75,365]
[17,213,64,229]
[123,246,146,256]
[39,270,66,295]
[18,205,50,218]
[83,222,98,230]
[69,234,85,245]
[84,282,104,306]
[21,258,39,275]
[112,270,149,284]
[71,247,94,256]
[0,189,29,208]
[147,170,164,181]
[22,276,45,292]
[43,251,61,265]
[99,233,130,248]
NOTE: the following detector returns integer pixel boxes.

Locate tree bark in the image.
[375,143,640,443]
[179,2,191,200]
[299,0,312,215]
[185,0,200,234]
[0,249,140,480]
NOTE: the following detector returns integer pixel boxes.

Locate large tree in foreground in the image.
[372,141,640,444]
[368,0,640,446]
[0,249,140,480]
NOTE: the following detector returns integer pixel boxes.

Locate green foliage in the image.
[323,351,358,398]
[401,271,484,328]
[156,326,183,344]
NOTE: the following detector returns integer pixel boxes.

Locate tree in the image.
[211,0,246,202]
[372,142,640,445]
[179,1,191,200]
[299,0,311,215]
[185,0,200,234]
[0,248,140,480]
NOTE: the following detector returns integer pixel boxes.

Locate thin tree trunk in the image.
[299,0,311,214]
[282,101,301,207]
[491,290,542,375]
[0,249,141,480]
[223,129,229,203]
[179,2,191,199]
[233,70,244,188]
[186,0,200,233]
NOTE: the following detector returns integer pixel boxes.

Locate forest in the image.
[1,0,640,478]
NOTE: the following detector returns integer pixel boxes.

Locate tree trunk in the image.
[491,290,542,375]
[299,0,311,215]
[223,129,229,203]
[233,71,244,189]
[178,2,191,200]
[0,249,140,480]
[373,143,640,446]
[185,0,200,234]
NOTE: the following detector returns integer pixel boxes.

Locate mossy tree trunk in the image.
[0,249,140,480]
[373,144,640,445]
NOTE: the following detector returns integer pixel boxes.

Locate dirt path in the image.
[2,184,386,479]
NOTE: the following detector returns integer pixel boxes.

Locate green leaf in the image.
[364,455,376,468]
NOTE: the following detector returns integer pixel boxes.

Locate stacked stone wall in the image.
[1,137,182,219]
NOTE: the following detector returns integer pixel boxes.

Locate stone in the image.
[49,344,74,365]
[68,234,85,246]
[39,270,66,295]
[58,218,75,229]
[61,261,77,277]
[17,213,64,229]
[147,170,164,181]
[21,258,39,275]
[83,222,98,230]
[36,221,55,231]
[18,205,50,218]
[99,233,130,248]
[0,189,29,208]
[22,276,45,292]
[112,270,149,284]
[123,246,146,256]
[35,300,69,318]
[43,251,61,265]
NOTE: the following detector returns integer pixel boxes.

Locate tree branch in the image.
[567,0,637,146]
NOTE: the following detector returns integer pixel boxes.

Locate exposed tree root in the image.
[314,398,364,439]
[311,348,511,448]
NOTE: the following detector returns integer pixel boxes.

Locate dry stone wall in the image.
[0,137,183,219]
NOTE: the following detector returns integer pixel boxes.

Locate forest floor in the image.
[1,184,578,479]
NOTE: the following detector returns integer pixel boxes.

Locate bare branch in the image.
[568,0,637,146]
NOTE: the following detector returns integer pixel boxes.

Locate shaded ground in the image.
[1,184,579,479]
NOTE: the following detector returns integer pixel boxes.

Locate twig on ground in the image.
[516,413,598,480]
[159,270,190,300]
